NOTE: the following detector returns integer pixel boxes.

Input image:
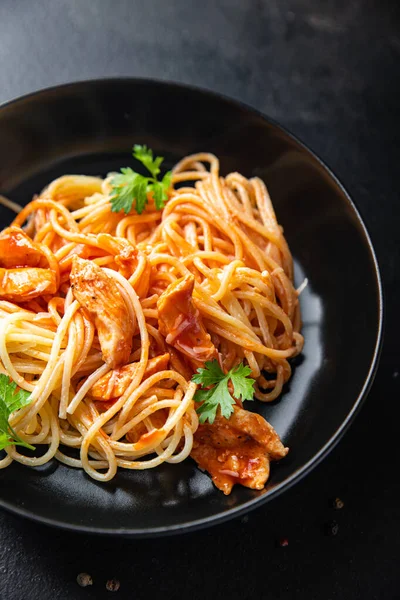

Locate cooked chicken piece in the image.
[89,353,170,400]
[96,233,151,298]
[70,256,134,368]
[191,405,288,495]
[0,226,57,301]
[0,226,49,269]
[157,274,217,363]
[0,267,57,301]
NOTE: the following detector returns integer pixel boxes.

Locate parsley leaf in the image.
[132,175,148,216]
[133,145,163,179]
[192,360,255,424]
[110,145,172,215]
[230,363,254,401]
[151,171,172,210]
[0,374,35,451]
[108,168,140,214]
[192,360,226,387]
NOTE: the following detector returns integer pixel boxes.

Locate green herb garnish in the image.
[192,360,255,424]
[110,144,172,215]
[0,374,35,451]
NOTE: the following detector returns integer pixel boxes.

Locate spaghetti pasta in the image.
[0,152,303,494]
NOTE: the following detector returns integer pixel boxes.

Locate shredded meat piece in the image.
[0,226,49,268]
[157,274,217,363]
[89,353,170,400]
[191,405,288,495]
[0,227,57,301]
[0,267,57,301]
[70,256,134,368]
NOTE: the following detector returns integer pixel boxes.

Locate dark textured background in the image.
[0,1,399,599]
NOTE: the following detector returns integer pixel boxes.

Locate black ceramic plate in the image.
[0,79,383,536]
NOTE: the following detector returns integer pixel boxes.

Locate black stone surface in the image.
[0,1,399,599]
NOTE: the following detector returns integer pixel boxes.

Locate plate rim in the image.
[0,77,384,537]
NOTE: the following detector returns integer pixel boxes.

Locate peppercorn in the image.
[332,497,344,510]
[106,578,121,592]
[76,573,93,587]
